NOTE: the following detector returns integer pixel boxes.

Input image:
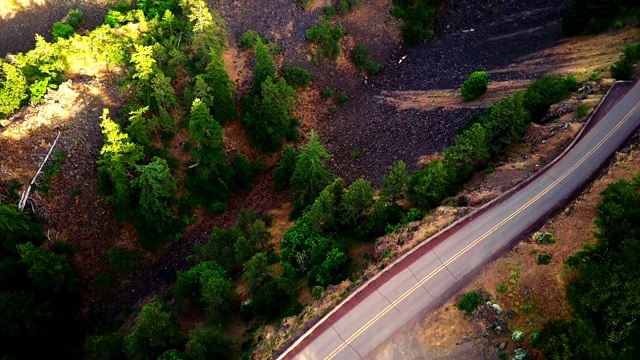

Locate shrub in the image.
[281,65,312,88]
[562,0,620,36]
[186,326,232,360]
[610,56,635,80]
[460,71,488,101]
[574,103,588,119]
[496,283,508,293]
[0,61,29,118]
[456,291,482,314]
[306,23,345,59]
[351,44,380,75]
[65,9,85,29]
[537,253,552,265]
[238,30,261,50]
[391,0,438,45]
[512,330,525,342]
[321,87,335,99]
[523,75,572,120]
[535,232,556,244]
[107,247,136,276]
[52,22,75,42]
[337,91,349,103]
[251,277,298,320]
[104,10,127,27]
[232,154,263,190]
[84,333,125,360]
[624,43,640,63]
[95,272,118,292]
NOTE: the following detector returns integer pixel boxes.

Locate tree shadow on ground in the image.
[0,0,110,56]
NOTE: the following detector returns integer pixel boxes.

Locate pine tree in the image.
[201,52,236,123]
[252,38,275,95]
[291,131,332,216]
[244,77,297,151]
[133,157,177,232]
[382,160,408,204]
[188,98,226,180]
[97,109,143,218]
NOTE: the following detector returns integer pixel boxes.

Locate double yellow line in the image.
[325,100,640,359]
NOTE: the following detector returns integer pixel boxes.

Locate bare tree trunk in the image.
[18,131,61,211]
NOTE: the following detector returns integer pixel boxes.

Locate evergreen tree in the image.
[291,131,332,216]
[381,160,408,204]
[272,145,298,190]
[244,77,297,151]
[133,157,178,232]
[201,52,236,123]
[17,242,78,293]
[252,38,275,95]
[97,109,143,218]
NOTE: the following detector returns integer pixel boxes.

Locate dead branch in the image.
[18,131,61,211]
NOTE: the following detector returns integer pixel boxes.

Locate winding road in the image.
[278,80,640,360]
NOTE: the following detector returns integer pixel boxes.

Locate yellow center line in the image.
[325,101,640,360]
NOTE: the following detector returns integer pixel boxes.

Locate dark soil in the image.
[208,0,573,185]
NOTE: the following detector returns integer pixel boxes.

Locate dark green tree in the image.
[200,267,237,322]
[482,92,530,154]
[133,157,178,245]
[84,333,125,360]
[408,160,459,209]
[199,52,237,123]
[244,77,298,151]
[272,145,298,190]
[252,38,275,95]
[381,160,408,204]
[444,122,490,179]
[291,131,332,216]
[186,326,233,360]
[124,302,180,360]
[341,178,374,225]
[17,242,79,293]
[243,252,272,293]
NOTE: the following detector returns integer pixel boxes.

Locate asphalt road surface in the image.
[279,81,640,360]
